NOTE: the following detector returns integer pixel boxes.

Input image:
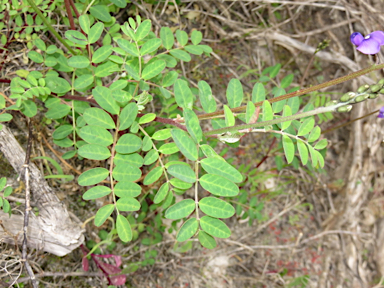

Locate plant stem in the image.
[198,63,384,120]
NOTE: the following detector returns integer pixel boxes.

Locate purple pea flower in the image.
[350,31,384,55]
[378,107,384,118]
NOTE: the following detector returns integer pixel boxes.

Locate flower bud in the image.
[354,94,369,103]
[370,84,381,93]
[377,78,384,87]
[337,105,353,113]
[340,92,355,102]
[368,93,379,99]
[379,89,384,94]
[357,84,370,93]
[325,100,338,107]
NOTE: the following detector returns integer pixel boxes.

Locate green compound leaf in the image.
[175,29,188,46]
[281,105,292,131]
[199,174,239,197]
[68,56,90,68]
[167,164,196,183]
[113,164,142,182]
[154,182,169,204]
[152,128,171,141]
[46,104,71,119]
[83,108,116,129]
[142,60,166,80]
[88,22,104,44]
[200,158,242,183]
[140,38,162,56]
[94,204,114,227]
[74,74,94,90]
[198,230,217,249]
[297,118,315,136]
[174,79,193,110]
[199,197,235,219]
[115,133,142,154]
[191,30,203,45]
[143,149,159,165]
[116,214,132,242]
[79,125,113,146]
[79,14,90,34]
[314,139,328,150]
[160,27,174,50]
[83,186,111,200]
[262,100,273,122]
[158,143,179,155]
[282,135,295,164]
[144,166,163,185]
[135,19,151,41]
[198,81,216,113]
[224,105,235,127]
[165,199,195,220]
[65,30,87,46]
[89,5,111,22]
[169,49,191,62]
[171,128,198,161]
[92,45,113,63]
[119,103,138,130]
[116,38,139,57]
[92,86,120,115]
[297,140,309,165]
[114,181,142,198]
[116,197,140,212]
[78,144,111,160]
[184,108,203,144]
[308,126,321,142]
[226,78,243,108]
[200,216,231,238]
[177,218,199,242]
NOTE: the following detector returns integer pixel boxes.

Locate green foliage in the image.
[1,1,368,256]
[0,177,13,216]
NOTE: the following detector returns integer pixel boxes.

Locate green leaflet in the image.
[92,45,113,63]
[116,197,141,212]
[200,216,231,238]
[282,135,295,164]
[119,103,138,130]
[177,218,199,242]
[167,164,196,183]
[199,197,235,218]
[226,79,243,108]
[78,144,111,160]
[79,125,113,146]
[198,80,216,113]
[154,182,169,204]
[116,214,132,242]
[297,140,309,165]
[115,133,142,154]
[200,158,242,183]
[83,108,116,129]
[114,181,142,198]
[183,109,203,144]
[94,204,114,227]
[144,166,163,185]
[112,164,142,182]
[142,60,166,80]
[174,79,193,110]
[160,27,174,50]
[165,199,195,220]
[171,129,198,161]
[252,83,265,103]
[83,186,111,200]
[297,118,315,136]
[140,38,162,56]
[199,174,239,197]
[198,230,217,249]
[92,86,120,115]
[224,105,235,127]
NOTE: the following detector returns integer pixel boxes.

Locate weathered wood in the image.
[0,125,84,256]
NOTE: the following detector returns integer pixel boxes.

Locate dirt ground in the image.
[2,0,384,287]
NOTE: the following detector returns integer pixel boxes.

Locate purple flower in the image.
[350,31,384,55]
[379,107,384,118]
